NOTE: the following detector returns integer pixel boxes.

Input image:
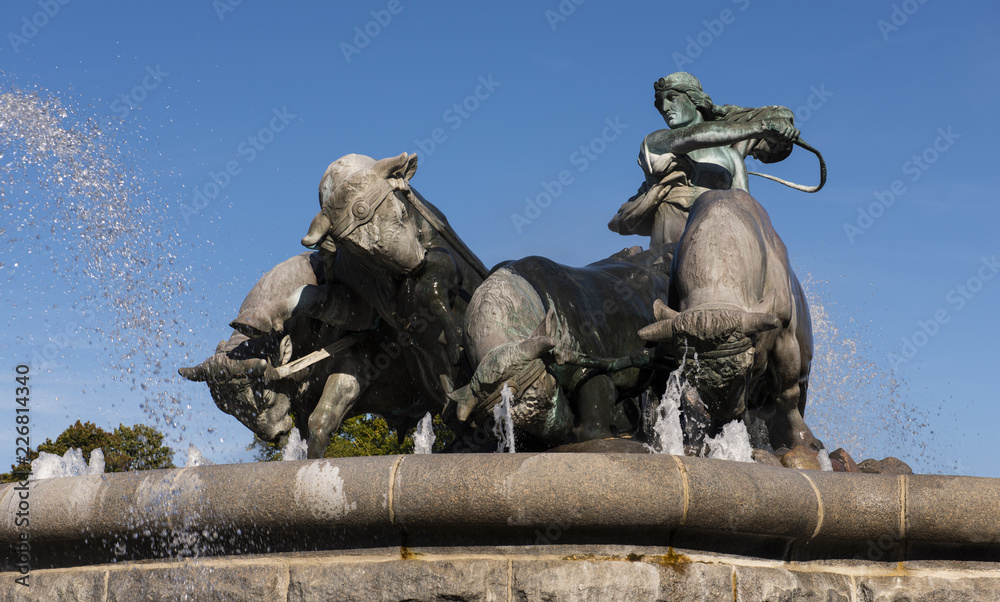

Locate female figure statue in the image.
[609,72,800,250]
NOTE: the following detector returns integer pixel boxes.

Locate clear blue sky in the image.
[1,1,998,475]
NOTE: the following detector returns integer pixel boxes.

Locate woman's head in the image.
[653,72,723,122]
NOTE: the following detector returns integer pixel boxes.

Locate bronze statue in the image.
[612,73,823,451]
[609,71,823,252]
[448,254,671,446]
[638,189,820,451]
[179,251,434,459]
[181,73,829,461]
[299,152,487,408]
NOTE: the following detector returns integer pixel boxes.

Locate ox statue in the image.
[179,252,433,458]
[638,189,820,451]
[449,254,671,447]
[299,153,488,407]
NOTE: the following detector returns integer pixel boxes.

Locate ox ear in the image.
[400,153,418,181]
[277,335,293,367]
[531,307,557,339]
[373,152,417,181]
[519,308,559,359]
[516,335,557,361]
[751,289,777,315]
[740,313,781,336]
[751,289,788,327]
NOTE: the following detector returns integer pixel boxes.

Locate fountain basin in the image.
[2,454,1000,600]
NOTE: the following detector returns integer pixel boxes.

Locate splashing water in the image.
[30,447,104,480]
[492,384,516,453]
[799,274,943,472]
[281,427,308,461]
[1,87,187,360]
[817,447,833,472]
[645,365,687,455]
[705,422,754,463]
[1,81,221,461]
[185,444,214,467]
[646,347,755,461]
[413,412,436,454]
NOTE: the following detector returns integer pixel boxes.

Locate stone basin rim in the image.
[1,453,997,566]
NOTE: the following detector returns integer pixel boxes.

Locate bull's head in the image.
[639,294,781,421]
[449,309,575,442]
[301,152,427,276]
[178,335,295,442]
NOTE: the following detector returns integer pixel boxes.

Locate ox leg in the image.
[768,333,822,451]
[307,372,362,459]
[572,374,617,442]
[769,382,822,451]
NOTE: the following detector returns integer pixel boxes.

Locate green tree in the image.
[107,424,175,471]
[325,414,414,457]
[248,435,282,462]
[2,420,175,482]
[248,413,455,461]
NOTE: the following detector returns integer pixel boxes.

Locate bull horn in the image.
[301,212,331,248]
[450,385,477,422]
[181,353,268,382]
[740,312,781,335]
[638,318,676,343]
[653,299,679,322]
[178,363,208,382]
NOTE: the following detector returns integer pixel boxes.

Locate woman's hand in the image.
[760,119,800,144]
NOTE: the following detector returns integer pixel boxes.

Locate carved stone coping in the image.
[1,454,998,569]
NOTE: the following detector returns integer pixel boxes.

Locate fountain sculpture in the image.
[179,71,834,467]
[3,72,999,601]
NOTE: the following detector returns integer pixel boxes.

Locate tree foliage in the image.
[2,420,174,482]
[248,413,455,461]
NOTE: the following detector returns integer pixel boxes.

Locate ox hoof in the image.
[780,445,821,470]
